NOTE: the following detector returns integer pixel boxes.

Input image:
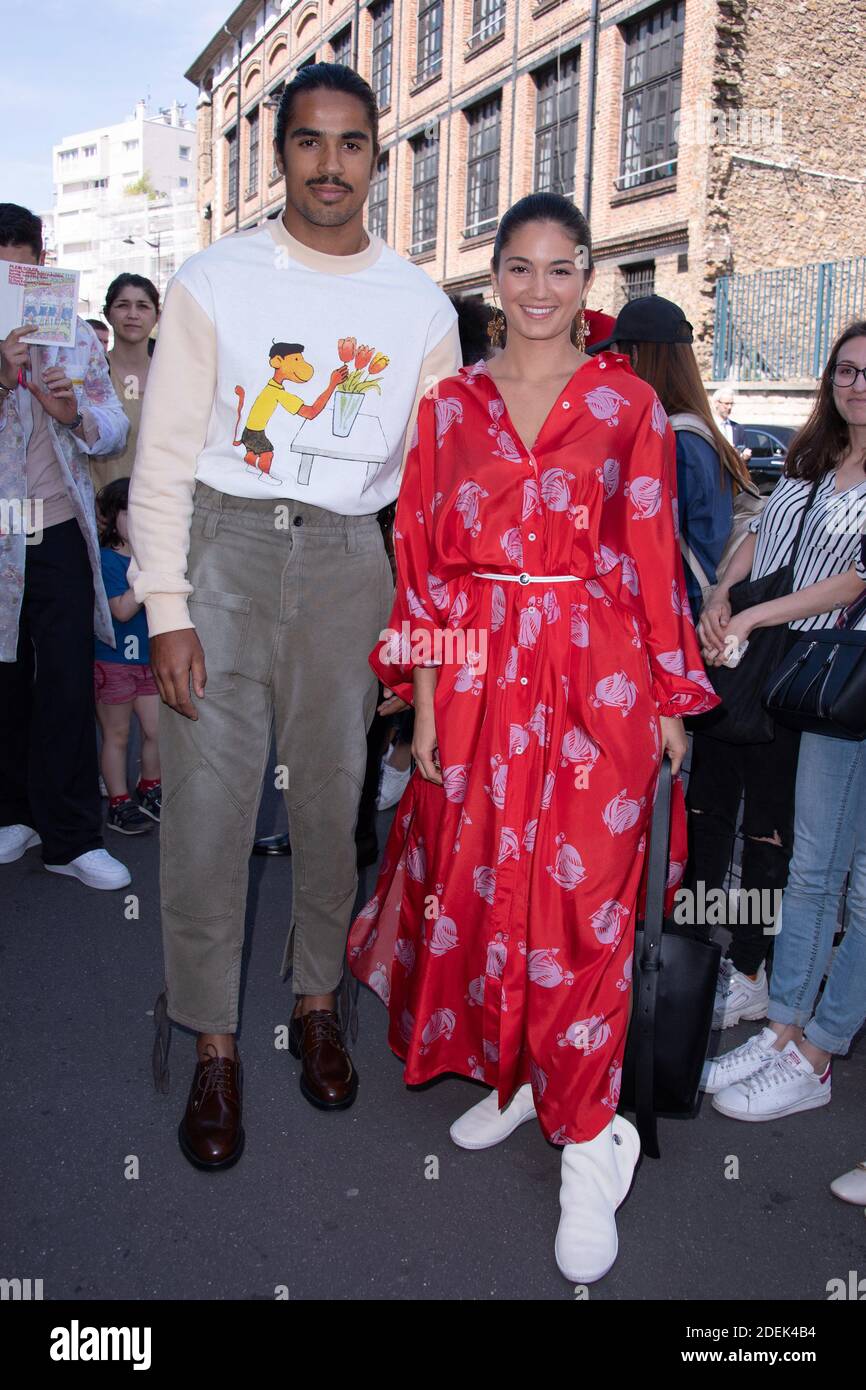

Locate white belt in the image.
[473,571,584,586]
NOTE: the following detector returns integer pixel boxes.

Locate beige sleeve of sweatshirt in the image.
[127,279,217,636]
[398,320,463,481]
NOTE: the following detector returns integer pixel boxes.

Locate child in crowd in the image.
[94,479,161,833]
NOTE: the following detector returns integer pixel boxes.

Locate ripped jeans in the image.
[684,721,801,974]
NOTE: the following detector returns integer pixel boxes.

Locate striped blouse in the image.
[749,471,866,630]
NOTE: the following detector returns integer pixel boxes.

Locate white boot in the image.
[555,1114,640,1284]
[830,1162,866,1207]
[449,1083,536,1150]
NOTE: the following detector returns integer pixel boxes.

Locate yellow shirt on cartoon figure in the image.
[246,379,303,431]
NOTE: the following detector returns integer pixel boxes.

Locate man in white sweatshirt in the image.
[128,63,460,1169]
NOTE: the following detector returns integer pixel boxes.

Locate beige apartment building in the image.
[186,0,866,423]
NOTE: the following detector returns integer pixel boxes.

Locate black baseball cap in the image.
[587,295,694,354]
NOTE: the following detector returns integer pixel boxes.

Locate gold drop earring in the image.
[572,303,588,354]
[488,291,506,349]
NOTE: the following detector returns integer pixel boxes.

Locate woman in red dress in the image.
[347,194,719,1284]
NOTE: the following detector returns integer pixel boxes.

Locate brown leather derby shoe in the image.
[289,1009,359,1110]
[178,1049,245,1170]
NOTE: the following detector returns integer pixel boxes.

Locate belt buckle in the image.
[518,572,530,585]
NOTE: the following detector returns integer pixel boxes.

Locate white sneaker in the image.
[45,848,131,890]
[449,1083,536,1150]
[712,1040,831,1121]
[555,1115,641,1284]
[376,745,412,811]
[713,958,769,1029]
[0,824,42,863]
[701,1025,779,1093]
[830,1162,866,1207]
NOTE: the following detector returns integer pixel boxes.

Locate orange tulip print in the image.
[336,337,391,395]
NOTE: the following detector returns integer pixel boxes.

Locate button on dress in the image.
[347,354,720,1144]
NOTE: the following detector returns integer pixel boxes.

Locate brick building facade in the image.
[185,0,866,422]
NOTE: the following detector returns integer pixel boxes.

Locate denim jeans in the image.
[768,731,866,1055]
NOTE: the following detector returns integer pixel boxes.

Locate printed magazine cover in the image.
[0,261,80,347]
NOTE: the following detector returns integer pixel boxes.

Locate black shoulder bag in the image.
[695,479,821,745]
[762,585,866,741]
[619,757,721,1158]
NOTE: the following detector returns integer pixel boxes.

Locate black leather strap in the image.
[633,755,672,1158]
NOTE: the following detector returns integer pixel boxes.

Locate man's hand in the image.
[740,447,752,463]
[330,365,349,387]
[378,685,409,717]
[28,364,79,427]
[659,716,688,776]
[0,325,35,391]
[150,629,207,719]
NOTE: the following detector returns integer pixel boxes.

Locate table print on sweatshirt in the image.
[347,352,720,1146]
[231,333,391,492]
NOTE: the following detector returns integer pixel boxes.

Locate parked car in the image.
[741,424,796,494]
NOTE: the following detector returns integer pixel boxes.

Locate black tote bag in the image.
[620,758,721,1159]
[697,479,820,745]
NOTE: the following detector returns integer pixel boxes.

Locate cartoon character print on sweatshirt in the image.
[231,335,390,489]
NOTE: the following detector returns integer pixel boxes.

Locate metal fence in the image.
[712,257,866,381]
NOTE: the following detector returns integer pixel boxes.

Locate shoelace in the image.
[715,1036,771,1074]
[300,1011,344,1051]
[742,1055,798,1094]
[197,1053,235,1099]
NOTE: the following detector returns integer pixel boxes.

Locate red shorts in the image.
[94,659,159,705]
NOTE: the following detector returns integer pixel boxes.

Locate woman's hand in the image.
[705,611,754,668]
[697,587,731,660]
[659,716,688,776]
[411,706,442,785]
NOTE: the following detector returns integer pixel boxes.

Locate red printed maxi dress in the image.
[347,353,720,1144]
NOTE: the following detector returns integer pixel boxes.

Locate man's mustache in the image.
[307,178,353,192]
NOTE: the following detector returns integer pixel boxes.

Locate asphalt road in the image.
[2,769,864,1303]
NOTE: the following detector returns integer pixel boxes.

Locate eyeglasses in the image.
[829,363,866,387]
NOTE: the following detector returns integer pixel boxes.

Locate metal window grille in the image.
[713,257,866,381]
[411,128,439,254]
[624,261,656,300]
[371,1,393,107]
[226,128,239,210]
[269,83,285,180]
[332,25,352,67]
[465,96,501,237]
[246,108,259,197]
[534,49,579,195]
[618,1,684,190]
[369,155,389,240]
[417,0,444,82]
[469,0,506,48]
